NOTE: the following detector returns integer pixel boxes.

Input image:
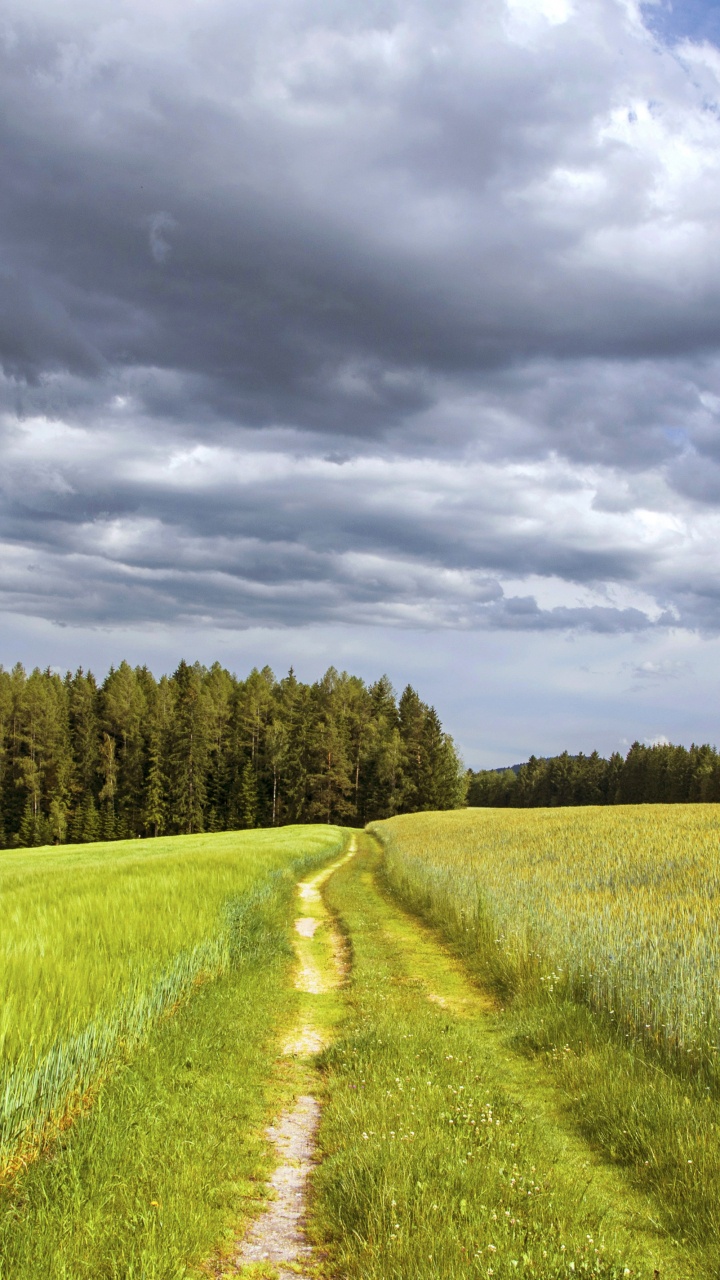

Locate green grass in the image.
[311,835,696,1279]
[0,826,351,1278]
[370,809,720,1267]
[0,827,344,1173]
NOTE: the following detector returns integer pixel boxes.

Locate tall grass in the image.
[369,807,720,1253]
[370,806,720,1082]
[0,826,344,1173]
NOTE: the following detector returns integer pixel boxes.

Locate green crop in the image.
[0,825,343,1174]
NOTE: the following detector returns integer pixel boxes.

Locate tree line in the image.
[467,741,720,808]
[0,660,466,848]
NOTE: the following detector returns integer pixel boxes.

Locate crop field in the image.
[3,808,720,1277]
[369,806,720,1265]
[370,805,720,1078]
[0,825,343,1177]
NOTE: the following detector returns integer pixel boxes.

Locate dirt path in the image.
[231,839,354,1279]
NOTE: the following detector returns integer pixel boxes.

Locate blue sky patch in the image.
[643,0,720,46]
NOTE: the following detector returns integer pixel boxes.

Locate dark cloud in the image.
[0,0,719,639]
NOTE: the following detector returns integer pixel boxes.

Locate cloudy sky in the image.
[2,0,720,766]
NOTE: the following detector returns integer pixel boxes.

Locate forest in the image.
[468,740,720,807]
[0,661,465,848]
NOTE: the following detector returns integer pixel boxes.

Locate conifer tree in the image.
[98,732,118,840]
[102,662,148,837]
[168,661,209,834]
[67,667,100,820]
[274,670,312,823]
[0,658,470,844]
[238,761,258,829]
[143,676,172,837]
[416,707,466,810]
[307,669,355,824]
[397,684,430,812]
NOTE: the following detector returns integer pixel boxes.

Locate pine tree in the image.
[238,761,258,829]
[19,797,42,847]
[102,662,148,836]
[268,669,311,824]
[306,669,355,824]
[70,793,98,842]
[415,707,465,811]
[167,661,209,834]
[98,732,118,836]
[6,663,28,840]
[144,732,167,837]
[142,675,172,837]
[67,667,100,819]
[397,685,428,812]
[79,794,100,842]
[203,662,236,829]
[360,677,402,821]
[100,799,116,841]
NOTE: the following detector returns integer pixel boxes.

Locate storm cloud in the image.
[2,0,720,753]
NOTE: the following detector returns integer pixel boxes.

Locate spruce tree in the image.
[397,684,428,811]
[67,667,100,820]
[167,661,209,834]
[238,761,258,829]
[98,732,118,837]
[102,662,148,837]
[79,795,100,842]
[307,669,354,824]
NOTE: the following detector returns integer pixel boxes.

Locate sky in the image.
[2,0,720,768]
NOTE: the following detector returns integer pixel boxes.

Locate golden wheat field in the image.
[370,805,720,1078]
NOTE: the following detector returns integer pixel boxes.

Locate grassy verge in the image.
[0,829,349,1279]
[311,835,694,1279]
[507,999,720,1259]
[370,812,720,1263]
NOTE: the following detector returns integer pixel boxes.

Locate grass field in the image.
[369,807,720,1262]
[313,835,693,1278]
[0,826,344,1177]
